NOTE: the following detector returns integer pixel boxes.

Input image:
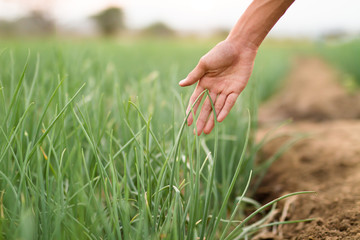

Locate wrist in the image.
[226,0,295,51]
[226,34,260,53]
[224,36,259,60]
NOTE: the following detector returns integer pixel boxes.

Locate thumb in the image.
[179,60,206,87]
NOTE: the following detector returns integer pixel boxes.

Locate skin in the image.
[179,0,295,135]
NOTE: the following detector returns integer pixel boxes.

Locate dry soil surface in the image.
[254,58,360,239]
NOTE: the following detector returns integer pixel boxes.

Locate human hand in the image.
[179,39,257,135]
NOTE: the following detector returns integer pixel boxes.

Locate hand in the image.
[179,39,257,135]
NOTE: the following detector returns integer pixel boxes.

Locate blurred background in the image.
[0,0,360,40]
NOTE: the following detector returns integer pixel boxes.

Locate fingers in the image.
[195,92,217,136]
[217,93,239,122]
[186,85,204,126]
[189,92,239,135]
[179,59,206,87]
[203,94,226,134]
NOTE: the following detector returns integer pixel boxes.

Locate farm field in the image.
[0,38,300,240]
[0,37,359,239]
[256,56,360,238]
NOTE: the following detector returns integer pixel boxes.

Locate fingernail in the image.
[179,79,186,85]
[217,113,224,122]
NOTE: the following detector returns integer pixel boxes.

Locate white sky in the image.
[1,0,360,37]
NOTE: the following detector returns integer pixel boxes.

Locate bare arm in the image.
[179,0,295,135]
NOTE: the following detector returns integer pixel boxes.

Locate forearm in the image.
[227,0,295,49]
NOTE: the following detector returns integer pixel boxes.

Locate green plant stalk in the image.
[225,191,316,239]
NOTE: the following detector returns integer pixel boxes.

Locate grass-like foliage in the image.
[0,39,311,239]
[318,39,360,89]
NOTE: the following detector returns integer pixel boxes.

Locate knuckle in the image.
[203,104,212,112]
[227,95,238,106]
[198,57,207,68]
[237,84,246,92]
[187,72,194,80]
[215,102,223,111]
[190,95,197,102]
[197,118,206,126]
[190,94,201,103]
[227,98,235,106]
[215,107,222,114]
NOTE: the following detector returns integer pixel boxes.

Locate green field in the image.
[317,39,360,91]
[1,37,355,239]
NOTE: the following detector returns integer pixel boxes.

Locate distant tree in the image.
[0,10,55,36]
[92,7,125,36]
[320,29,348,41]
[0,20,13,36]
[14,10,55,36]
[212,27,231,39]
[141,22,175,37]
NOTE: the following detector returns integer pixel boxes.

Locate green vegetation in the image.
[318,39,360,90]
[0,38,311,239]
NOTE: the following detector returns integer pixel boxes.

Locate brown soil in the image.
[258,58,360,124]
[254,58,360,239]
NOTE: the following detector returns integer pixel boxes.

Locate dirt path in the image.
[258,58,360,123]
[255,58,360,239]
